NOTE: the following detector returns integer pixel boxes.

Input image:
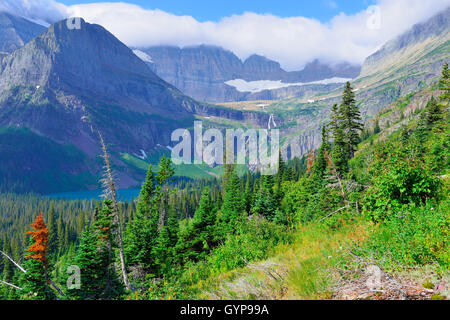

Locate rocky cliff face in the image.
[139,45,361,102]
[0,12,45,54]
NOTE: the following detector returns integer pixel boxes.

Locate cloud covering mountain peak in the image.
[1,0,449,70]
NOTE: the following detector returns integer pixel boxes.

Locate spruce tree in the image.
[313,125,331,182]
[91,199,123,299]
[125,165,159,270]
[47,203,58,260]
[339,82,363,160]
[439,63,449,102]
[218,168,244,237]
[67,226,108,300]
[156,156,175,229]
[252,174,277,219]
[424,97,442,127]
[152,227,172,274]
[175,188,216,263]
[329,83,363,174]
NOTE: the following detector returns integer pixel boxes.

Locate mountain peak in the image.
[0,18,176,110]
[362,6,450,75]
[0,11,46,54]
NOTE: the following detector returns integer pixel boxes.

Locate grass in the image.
[187,217,371,300]
[121,152,249,180]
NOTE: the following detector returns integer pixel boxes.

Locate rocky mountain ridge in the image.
[139,45,361,102]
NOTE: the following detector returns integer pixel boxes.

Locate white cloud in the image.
[1,0,449,70]
[0,0,66,26]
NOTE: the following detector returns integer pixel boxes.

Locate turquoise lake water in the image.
[47,189,141,202]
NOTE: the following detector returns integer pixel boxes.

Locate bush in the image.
[363,155,441,222]
[208,217,290,272]
[363,201,449,269]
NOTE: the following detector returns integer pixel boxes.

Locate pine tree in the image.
[125,165,160,270]
[47,203,58,260]
[339,82,363,160]
[175,188,216,263]
[56,213,64,253]
[252,174,277,219]
[244,172,253,213]
[423,97,442,127]
[218,168,244,236]
[329,83,362,174]
[91,199,123,299]
[67,226,109,300]
[152,227,171,274]
[439,63,449,102]
[313,125,331,182]
[156,156,175,230]
[167,210,180,249]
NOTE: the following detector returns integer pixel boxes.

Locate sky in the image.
[1,0,449,70]
[57,0,377,22]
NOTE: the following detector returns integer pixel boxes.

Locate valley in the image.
[0,2,448,304]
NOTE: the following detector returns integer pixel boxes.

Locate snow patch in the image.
[133,50,154,63]
[225,77,352,93]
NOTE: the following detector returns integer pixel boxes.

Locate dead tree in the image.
[0,250,64,296]
[98,132,131,291]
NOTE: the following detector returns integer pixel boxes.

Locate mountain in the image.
[239,6,450,161]
[137,45,361,102]
[0,11,46,55]
[0,6,448,193]
[0,18,210,193]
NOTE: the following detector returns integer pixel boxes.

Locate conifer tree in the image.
[218,168,244,236]
[244,172,253,213]
[47,204,58,259]
[175,188,216,263]
[91,199,123,298]
[423,97,442,127]
[313,125,331,182]
[125,165,159,269]
[20,213,54,300]
[152,227,171,274]
[439,63,449,102]
[67,226,108,300]
[156,156,175,230]
[252,174,277,219]
[166,210,180,249]
[339,82,363,160]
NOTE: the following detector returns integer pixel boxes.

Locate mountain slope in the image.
[0,18,211,193]
[255,7,450,161]
[139,45,360,102]
[0,12,45,54]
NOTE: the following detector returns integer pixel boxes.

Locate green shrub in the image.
[208,217,290,272]
[363,155,441,222]
[363,201,449,269]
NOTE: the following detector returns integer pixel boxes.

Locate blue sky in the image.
[58,0,376,22]
[2,0,448,70]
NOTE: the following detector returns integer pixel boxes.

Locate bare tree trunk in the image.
[0,250,27,273]
[0,280,22,290]
[1,250,64,296]
[99,132,131,291]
